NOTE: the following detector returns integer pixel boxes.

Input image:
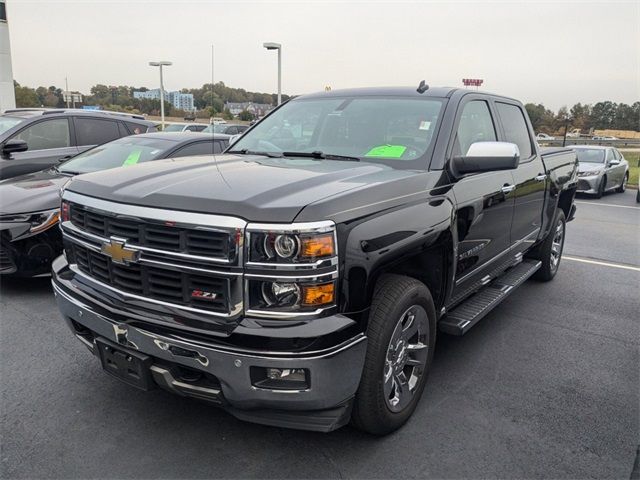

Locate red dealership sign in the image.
[462,78,484,87]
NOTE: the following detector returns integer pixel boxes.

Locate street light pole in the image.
[263,42,282,105]
[149,61,172,128]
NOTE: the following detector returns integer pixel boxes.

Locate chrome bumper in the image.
[53,273,367,432]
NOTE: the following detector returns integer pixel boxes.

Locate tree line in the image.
[12,81,291,119]
[12,81,640,131]
[525,101,639,134]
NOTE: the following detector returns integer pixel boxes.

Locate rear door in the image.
[1,117,78,179]
[495,101,546,253]
[605,148,625,189]
[73,117,122,154]
[449,97,515,296]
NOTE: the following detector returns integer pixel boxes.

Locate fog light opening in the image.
[251,366,310,390]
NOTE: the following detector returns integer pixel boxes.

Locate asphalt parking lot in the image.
[1,190,638,479]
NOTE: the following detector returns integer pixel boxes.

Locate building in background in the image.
[133,88,195,112]
[226,102,274,117]
[0,0,16,112]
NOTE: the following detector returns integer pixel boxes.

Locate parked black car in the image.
[0,132,230,276]
[0,108,157,180]
[53,86,578,434]
[202,123,249,135]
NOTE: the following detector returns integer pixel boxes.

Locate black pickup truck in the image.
[52,85,577,434]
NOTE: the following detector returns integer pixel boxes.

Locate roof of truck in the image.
[298,86,457,100]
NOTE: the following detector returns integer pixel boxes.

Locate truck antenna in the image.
[417,80,429,94]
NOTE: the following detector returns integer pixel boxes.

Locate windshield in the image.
[0,116,23,135]
[230,96,446,169]
[59,137,173,174]
[162,124,185,132]
[202,124,228,134]
[574,149,605,163]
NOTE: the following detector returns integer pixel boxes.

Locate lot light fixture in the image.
[148,61,172,128]
[262,42,282,105]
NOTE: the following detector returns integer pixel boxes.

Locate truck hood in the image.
[66,154,424,222]
[0,168,69,215]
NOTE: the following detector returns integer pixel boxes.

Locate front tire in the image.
[616,173,628,193]
[352,274,436,435]
[532,209,566,282]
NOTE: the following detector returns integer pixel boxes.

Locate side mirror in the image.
[609,159,620,166]
[2,139,29,156]
[452,141,520,175]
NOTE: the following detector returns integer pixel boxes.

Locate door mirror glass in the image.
[452,141,520,175]
[2,139,29,156]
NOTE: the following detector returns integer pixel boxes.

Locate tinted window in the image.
[13,119,71,150]
[237,126,249,133]
[59,137,173,174]
[75,118,121,146]
[226,127,238,135]
[496,103,533,159]
[455,100,497,156]
[172,141,222,157]
[232,97,445,169]
[126,122,147,134]
[0,116,23,135]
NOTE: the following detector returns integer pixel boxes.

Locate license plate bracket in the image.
[95,337,156,391]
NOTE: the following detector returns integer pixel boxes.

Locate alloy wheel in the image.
[383,305,429,413]
[550,219,565,273]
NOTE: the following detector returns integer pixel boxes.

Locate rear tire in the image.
[616,173,628,193]
[532,209,566,282]
[595,176,606,198]
[352,274,436,435]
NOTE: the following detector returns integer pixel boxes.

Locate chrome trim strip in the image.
[70,265,237,318]
[245,307,333,319]
[246,220,335,233]
[245,256,338,270]
[62,220,235,265]
[63,190,247,229]
[244,270,338,281]
[455,228,540,285]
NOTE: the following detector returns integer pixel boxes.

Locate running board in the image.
[439,259,541,336]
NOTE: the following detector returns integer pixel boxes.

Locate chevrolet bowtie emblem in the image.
[101,237,140,265]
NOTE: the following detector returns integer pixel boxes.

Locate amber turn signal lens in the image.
[301,283,335,306]
[300,234,335,259]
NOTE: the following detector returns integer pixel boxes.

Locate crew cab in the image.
[52,85,578,434]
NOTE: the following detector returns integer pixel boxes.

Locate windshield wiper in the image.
[228,149,283,158]
[282,151,360,162]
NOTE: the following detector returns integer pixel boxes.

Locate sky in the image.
[5,0,640,110]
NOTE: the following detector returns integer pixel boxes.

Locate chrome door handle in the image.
[535,174,547,182]
[501,185,516,194]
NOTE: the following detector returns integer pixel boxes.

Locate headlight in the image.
[245,221,338,317]
[247,221,336,264]
[0,209,60,234]
[578,170,602,177]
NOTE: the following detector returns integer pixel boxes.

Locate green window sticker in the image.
[365,144,406,158]
[122,150,142,166]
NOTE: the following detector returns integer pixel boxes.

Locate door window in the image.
[496,103,533,159]
[172,141,223,157]
[454,100,497,156]
[75,118,121,146]
[12,119,71,150]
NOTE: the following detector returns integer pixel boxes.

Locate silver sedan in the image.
[571,146,629,198]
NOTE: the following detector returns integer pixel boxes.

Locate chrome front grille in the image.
[71,244,231,313]
[61,191,246,318]
[70,203,232,260]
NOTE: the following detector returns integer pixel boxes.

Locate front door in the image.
[1,118,78,179]
[449,99,515,297]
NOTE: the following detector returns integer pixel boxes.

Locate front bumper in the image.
[0,223,62,276]
[52,260,368,432]
[576,175,602,194]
